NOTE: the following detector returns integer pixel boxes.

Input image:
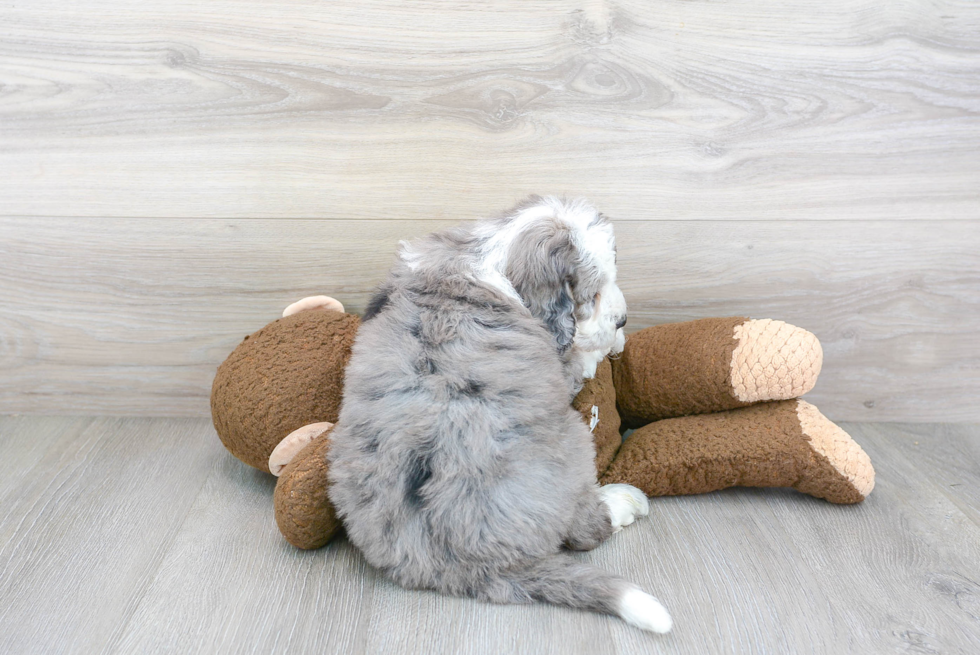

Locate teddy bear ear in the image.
[269,422,334,476]
[282,295,345,317]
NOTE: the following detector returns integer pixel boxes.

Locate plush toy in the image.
[210,299,874,549]
[603,317,874,504]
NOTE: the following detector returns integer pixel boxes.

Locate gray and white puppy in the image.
[327,196,672,633]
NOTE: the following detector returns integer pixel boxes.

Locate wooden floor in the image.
[1,416,978,654]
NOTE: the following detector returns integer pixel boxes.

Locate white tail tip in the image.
[618,588,672,634]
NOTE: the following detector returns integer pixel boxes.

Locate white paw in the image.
[599,484,650,532]
[618,588,672,634]
[268,421,333,475]
[282,295,344,317]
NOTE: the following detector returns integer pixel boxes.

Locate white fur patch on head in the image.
[561,200,626,360]
[473,196,628,371]
[472,201,557,301]
[474,196,610,296]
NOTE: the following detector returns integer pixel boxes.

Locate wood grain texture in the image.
[0,416,225,655]
[1,417,979,653]
[1,0,978,220]
[111,453,376,654]
[2,216,977,421]
[868,423,980,527]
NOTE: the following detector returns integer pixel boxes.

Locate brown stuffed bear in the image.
[211,298,874,549]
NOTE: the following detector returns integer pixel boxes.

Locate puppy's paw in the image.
[618,588,672,634]
[599,483,650,531]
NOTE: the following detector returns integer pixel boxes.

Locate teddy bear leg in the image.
[269,421,334,476]
[601,400,874,504]
[613,317,823,426]
[729,319,823,404]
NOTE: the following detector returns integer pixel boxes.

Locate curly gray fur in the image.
[327,197,669,629]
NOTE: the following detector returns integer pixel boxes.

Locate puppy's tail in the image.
[477,555,672,634]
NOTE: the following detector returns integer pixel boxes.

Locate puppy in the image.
[327,196,671,633]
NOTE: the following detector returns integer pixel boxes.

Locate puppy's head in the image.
[495,197,627,358]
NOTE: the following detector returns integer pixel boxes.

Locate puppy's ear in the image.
[544,279,576,355]
[362,284,393,321]
[505,219,578,355]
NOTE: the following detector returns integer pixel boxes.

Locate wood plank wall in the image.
[1,1,978,421]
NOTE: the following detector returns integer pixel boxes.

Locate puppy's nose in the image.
[615,315,627,330]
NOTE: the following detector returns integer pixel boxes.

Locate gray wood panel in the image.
[111,454,375,654]
[760,423,980,655]
[0,416,225,654]
[866,423,980,527]
[2,217,977,421]
[1,416,979,654]
[1,0,978,220]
